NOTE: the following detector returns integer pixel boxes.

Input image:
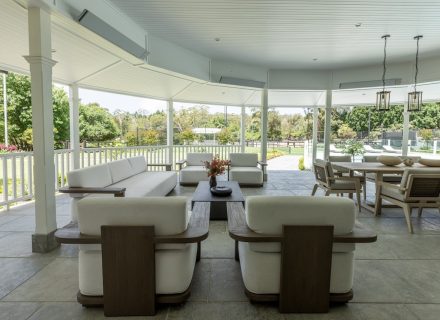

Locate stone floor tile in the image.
[208,259,247,302]
[0,302,42,320]
[3,258,78,302]
[0,257,53,300]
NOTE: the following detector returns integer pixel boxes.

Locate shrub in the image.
[0,144,18,154]
[298,156,305,170]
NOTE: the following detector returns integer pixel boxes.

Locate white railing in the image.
[0,144,243,208]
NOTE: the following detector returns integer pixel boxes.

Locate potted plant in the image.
[343,140,365,162]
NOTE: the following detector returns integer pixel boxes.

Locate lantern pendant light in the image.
[376,35,391,111]
[408,35,423,112]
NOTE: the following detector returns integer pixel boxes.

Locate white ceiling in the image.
[108,0,440,69]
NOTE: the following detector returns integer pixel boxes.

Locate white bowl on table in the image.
[377,155,403,166]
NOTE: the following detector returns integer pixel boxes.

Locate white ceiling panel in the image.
[79,61,192,99]
[108,0,440,69]
[269,90,326,107]
[332,86,410,106]
[175,82,260,106]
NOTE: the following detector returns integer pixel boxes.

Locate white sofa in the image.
[66,156,177,221]
[228,196,376,312]
[228,153,265,186]
[177,153,213,185]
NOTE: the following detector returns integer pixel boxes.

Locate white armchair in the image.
[227,196,376,313]
[228,153,266,186]
[177,153,213,185]
[55,197,209,317]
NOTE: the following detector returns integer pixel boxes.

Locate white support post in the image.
[312,107,319,163]
[402,102,409,156]
[323,89,332,160]
[69,84,80,169]
[261,88,268,163]
[24,7,58,253]
[167,99,174,166]
[2,72,7,146]
[240,105,246,153]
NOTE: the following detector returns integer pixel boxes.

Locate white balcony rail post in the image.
[24,6,58,253]
[312,107,319,163]
[323,89,332,160]
[167,99,174,167]
[69,84,80,169]
[240,105,246,153]
[2,72,8,146]
[261,88,268,163]
[402,101,409,156]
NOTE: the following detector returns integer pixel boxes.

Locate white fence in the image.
[0,144,242,208]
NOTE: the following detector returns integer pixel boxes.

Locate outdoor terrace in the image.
[0,170,439,319]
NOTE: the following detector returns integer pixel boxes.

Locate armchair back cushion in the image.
[67,164,112,188]
[363,156,378,162]
[246,196,355,235]
[78,197,189,236]
[128,156,147,175]
[230,153,258,167]
[186,153,213,166]
[400,168,440,189]
[328,155,351,163]
[107,159,133,183]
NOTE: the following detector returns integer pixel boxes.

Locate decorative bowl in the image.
[419,158,440,167]
[377,155,403,166]
[402,158,415,167]
[210,186,232,196]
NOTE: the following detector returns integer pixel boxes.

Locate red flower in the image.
[204,155,231,177]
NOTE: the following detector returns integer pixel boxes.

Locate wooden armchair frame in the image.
[312,161,362,212]
[55,202,210,317]
[227,202,377,313]
[379,174,440,233]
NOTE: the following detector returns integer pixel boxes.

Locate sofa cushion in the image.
[186,153,213,166]
[107,159,133,183]
[77,196,188,236]
[180,166,209,184]
[128,156,147,175]
[79,242,197,296]
[239,242,354,294]
[67,164,112,188]
[246,196,355,235]
[111,171,177,197]
[229,167,263,185]
[230,153,258,167]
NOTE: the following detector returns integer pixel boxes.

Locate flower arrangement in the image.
[204,156,230,177]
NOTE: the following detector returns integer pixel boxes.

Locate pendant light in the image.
[376,35,391,111]
[408,35,423,112]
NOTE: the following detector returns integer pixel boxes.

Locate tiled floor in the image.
[0,170,439,319]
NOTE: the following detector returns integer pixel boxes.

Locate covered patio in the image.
[1,0,440,318]
[0,171,440,319]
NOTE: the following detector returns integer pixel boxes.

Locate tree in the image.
[79,103,120,143]
[337,124,357,139]
[0,73,70,150]
[268,109,282,141]
[411,103,440,129]
[217,128,235,145]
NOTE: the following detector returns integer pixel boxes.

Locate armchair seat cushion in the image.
[238,242,354,294]
[79,243,197,296]
[111,171,177,197]
[366,173,402,183]
[180,166,209,184]
[229,167,263,185]
[381,184,406,201]
[330,180,357,190]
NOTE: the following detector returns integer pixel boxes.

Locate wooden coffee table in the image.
[191,181,245,220]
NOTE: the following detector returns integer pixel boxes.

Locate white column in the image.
[312,107,319,162]
[69,84,80,169]
[24,7,58,252]
[167,99,174,165]
[240,105,246,153]
[402,101,409,156]
[2,72,7,146]
[323,89,332,160]
[261,88,268,164]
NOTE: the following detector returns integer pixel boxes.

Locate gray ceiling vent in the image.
[78,10,148,60]
[219,76,266,89]
[339,79,402,89]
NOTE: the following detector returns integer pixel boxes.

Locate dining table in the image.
[331,162,429,215]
